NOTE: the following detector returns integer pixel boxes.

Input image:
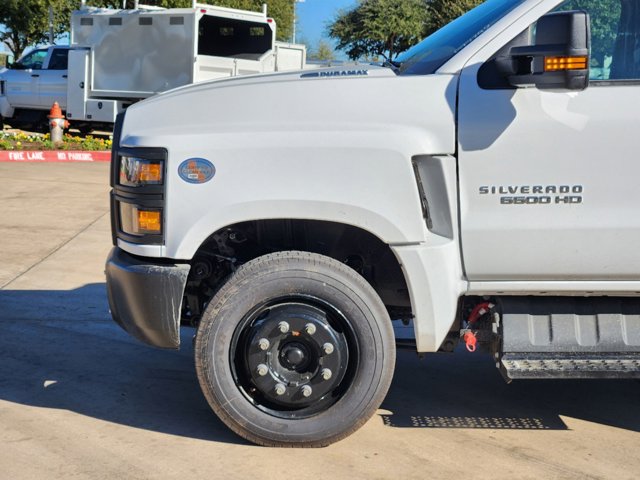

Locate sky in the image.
[296,0,356,51]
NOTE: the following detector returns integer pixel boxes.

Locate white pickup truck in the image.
[0,46,69,129]
[0,3,306,131]
[105,0,640,447]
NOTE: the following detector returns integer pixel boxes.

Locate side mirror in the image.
[497,10,591,90]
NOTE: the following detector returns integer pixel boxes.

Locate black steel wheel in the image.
[195,251,395,447]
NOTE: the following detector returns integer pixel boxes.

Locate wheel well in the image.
[182,219,411,326]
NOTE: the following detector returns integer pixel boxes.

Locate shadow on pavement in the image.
[1,284,638,444]
[382,349,640,432]
[0,284,246,446]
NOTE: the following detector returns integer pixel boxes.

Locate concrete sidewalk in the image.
[0,163,638,480]
[0,163,111,290]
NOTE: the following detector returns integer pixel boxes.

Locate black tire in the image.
[195,251,395,447]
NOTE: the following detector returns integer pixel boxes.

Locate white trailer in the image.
[0,3,306,129]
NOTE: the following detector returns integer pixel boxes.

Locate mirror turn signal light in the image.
[544,56,588,72]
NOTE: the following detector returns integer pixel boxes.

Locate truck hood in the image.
[121,64,457,156]
[147,63,395,98]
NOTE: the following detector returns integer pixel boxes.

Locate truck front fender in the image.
[153,128,440,260]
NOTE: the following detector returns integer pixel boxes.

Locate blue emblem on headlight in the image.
[178,158,216,184]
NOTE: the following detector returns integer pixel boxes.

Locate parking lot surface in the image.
[0,162,638,480]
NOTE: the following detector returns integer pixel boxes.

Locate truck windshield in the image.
[14,49,48,70]
[397,0,528,75]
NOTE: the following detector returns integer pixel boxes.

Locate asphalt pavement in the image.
[0,162,638,480]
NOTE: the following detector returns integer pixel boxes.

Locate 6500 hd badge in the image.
[479,184,584,205]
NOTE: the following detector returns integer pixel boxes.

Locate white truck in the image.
[0,2,306,131]
[0,46,70,129]
[105,0,640,447]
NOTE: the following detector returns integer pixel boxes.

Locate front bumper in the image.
[105,247,190,349]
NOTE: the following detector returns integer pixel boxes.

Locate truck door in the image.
[4,49,48,108]
[39,48,68,109]
[458,0,640,282]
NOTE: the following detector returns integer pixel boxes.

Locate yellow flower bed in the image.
[0,131,112,151]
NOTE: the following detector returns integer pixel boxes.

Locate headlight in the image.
[119,156,163,187]
[111,143,166,245]
[119,202,162,236]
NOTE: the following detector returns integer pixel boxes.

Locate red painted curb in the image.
[0,150,111,162]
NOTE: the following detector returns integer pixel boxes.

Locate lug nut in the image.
[275,383,286,396]
[305,323,316,335]
[323,342,334,355]
[258,338,270,351]
[321,368,332,381]
[256,364,269,376]
[278,321,290,333]
[301,385,313,397]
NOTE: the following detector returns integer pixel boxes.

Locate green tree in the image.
[309,39,336,62]
[329,0,430,61]
[426,0,482,34]
[0,0,76,58]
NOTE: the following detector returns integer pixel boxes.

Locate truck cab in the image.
[0,46,69,127]
[105,0,640,447]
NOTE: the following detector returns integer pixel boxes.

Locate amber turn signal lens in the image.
[544,56,588,72]
[119,157,164,187]
[139,163,162,183]
[119,203,163,236]
[138,210,161,233]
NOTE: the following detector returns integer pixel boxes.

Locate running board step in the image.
[501,354,640,379]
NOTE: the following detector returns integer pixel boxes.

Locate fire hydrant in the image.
[48,102,69,144]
